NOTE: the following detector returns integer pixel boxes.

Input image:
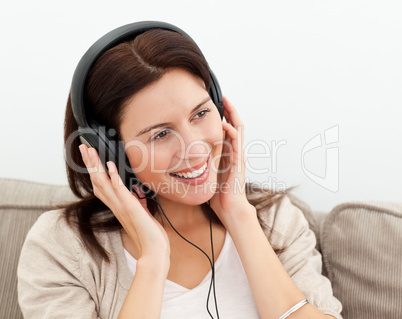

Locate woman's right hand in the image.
[79,144,170,267]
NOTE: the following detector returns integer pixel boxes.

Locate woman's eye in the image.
[151,108,210,142]
[194,108,210,119]
[152,129,170,141]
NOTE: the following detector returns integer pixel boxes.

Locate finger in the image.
[222,118,244,152]
[222,96,235,114]
[222,122,247,169]
[106,161,144,210]
[79,144,98,174]
[221,121,243,155]
[79,145,106,180]
[131,184,152,215]
[106,161,130,197]
[107,162,155,233]
[222,96,244,142]
[79,144,104,173]
[92,184,109,203]
[222,96,242,125]
[79,144,118,204]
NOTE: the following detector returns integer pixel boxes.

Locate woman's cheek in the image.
[208,121,225,175]
[207,114,224,141]
[125,146,146,175]
[148,144,174,172]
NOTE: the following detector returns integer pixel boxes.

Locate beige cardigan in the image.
[17,195,342,318]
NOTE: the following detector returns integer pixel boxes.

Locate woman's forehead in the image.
[122,69,208,124]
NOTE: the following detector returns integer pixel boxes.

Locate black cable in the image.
[133,189,219,318]
[208,202,220,319]
[152,197,219,319]
[205,210,218,318]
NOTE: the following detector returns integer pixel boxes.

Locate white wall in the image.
[1,0,401,211]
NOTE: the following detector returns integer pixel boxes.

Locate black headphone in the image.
[70,21,223,189]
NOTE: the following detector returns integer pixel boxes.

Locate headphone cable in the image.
[208,201,220,319]
[152,197,220,319]
[133,189,219,319]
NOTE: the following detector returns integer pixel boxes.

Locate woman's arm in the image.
[225,203,331,319]
[210,97,341,318]
[80,146,170,318]
[18,211,102,319]
[118,257,169,319]
[261,195,342,318]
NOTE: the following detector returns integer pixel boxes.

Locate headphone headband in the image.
[71,21,223,128]
[69,21,223,189]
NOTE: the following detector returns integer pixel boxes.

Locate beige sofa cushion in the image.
[0,178,76,319]
[321,201,402,319]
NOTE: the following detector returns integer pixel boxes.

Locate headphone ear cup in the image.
[78,126,102,154]
[208,69,223,119]
[78,123,130,187]
[79,123,153,196]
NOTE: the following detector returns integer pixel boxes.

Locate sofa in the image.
[0,177,401,318]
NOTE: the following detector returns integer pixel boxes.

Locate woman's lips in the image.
[170,157,209,174]
[169,157,210,186]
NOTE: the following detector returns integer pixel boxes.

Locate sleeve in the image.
[17,210,100,319]
[260,195,343,319]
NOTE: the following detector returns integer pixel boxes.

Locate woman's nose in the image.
[175,127,211,160]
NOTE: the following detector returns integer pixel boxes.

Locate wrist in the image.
[137,254,170,278]
[223,203,259,232]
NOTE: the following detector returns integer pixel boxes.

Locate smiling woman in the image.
[17,21,343,319]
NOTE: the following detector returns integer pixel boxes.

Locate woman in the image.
[18,22,342,318]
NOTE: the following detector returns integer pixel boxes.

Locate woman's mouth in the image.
[169,157,210,185]
[170,161,208,179]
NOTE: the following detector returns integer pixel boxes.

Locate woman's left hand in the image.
[209,96,256,228]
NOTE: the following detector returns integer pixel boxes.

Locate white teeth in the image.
[172,162,207,179]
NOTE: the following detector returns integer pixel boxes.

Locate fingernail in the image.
[107,161,115,173]
[79,144,85,156]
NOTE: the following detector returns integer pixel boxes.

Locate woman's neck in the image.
[154,196,210,232]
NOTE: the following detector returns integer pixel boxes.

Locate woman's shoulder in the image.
[247,188,311,246]
[31,209,70,228]
[29,209,79,237]
[18,209,123,318]
[23,209,85,258]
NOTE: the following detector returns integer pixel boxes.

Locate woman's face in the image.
[120,69,224,206]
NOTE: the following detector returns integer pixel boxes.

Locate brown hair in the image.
[59,28,291,262]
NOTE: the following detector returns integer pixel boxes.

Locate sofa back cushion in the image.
[0,178,77,319]
[321,201,402,319]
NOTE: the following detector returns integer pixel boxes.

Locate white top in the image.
[18,196,343,318]
[124,232,260,318]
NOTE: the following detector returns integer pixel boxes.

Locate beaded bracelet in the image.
[278,299,309,319]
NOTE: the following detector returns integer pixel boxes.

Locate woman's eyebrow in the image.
[136,96,211,137]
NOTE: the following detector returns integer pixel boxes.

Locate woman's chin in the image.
[145,168,219,206]
[154,181,217,206]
